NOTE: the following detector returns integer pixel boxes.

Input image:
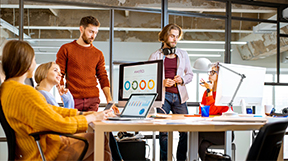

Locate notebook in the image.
[108,93,158,121]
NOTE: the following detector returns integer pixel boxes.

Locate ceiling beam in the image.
[0,4,276,13]
[49,8,59,16]
[20,26,253,33]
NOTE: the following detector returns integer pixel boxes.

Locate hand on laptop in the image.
[106,109,116,118]
[84,110,114,123]
[112,105,120,114]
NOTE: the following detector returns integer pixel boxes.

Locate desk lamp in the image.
[193,58,246,117]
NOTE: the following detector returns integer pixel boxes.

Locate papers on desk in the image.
[103,120,152,124]
[152,117,210,125]
[212,116,267,122]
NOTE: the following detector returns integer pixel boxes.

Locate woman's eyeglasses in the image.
[208,70,217,76]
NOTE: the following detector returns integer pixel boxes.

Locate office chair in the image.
[0,102,89,161]
[205,131,235,161]
[246,120,288,161]
[209,142,236,161]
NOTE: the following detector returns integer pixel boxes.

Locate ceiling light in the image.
[25,39,74,41]
[181,48,225,52]
[188,54,221,57]
[178,40,247,45]
[35,52,57,55]
[32,46,60,49]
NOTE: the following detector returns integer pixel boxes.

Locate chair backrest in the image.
[246,120,288,161]
[0,101,16,161]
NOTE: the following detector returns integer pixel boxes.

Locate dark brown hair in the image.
[2,40,35,80]
[34,62,58,85]
[158,23,183,42]
[80,16,100,28]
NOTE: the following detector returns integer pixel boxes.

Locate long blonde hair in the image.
[34,62,58,85]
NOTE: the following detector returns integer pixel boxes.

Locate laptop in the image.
[108,93,158,121]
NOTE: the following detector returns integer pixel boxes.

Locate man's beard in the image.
[82,33,93,44]
[166,41,176,48]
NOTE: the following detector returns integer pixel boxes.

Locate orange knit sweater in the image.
[56,40,110,99]
[0,80,88,160]
[199,91,230,115]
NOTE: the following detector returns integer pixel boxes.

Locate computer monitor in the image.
[215,63,266,108]
[118,60,163,109]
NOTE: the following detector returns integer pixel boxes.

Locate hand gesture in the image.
[200,78,213,90]
[173,75,183,84]
[56,84,69,96]
[163,78,176,87]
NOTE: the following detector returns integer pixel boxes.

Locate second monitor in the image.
[118,60,163,109]
[215,63,266,113]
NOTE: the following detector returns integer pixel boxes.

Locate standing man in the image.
[149,23,193,161]
[56,16,119,113]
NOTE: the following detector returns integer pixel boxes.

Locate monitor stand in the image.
[149,107,157,115]
[149,101,163,115]
[221,107,239,117]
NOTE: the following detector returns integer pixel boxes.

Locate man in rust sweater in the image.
[56,16,119,113]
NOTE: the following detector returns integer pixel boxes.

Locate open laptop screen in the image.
[121,93,157,118]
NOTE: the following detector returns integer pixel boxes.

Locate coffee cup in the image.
[201,105,210,117]
[264,105,274,116]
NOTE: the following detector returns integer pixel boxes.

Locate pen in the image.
[199,81,211,85]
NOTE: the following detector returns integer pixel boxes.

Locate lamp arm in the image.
[228,76,245,107]
[217,63,246,108]
[218,63,246,79]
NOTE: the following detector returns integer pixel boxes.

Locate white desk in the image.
[89,116,265,161]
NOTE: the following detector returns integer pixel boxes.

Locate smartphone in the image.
[104,102,114,111]
[199,81,211,85]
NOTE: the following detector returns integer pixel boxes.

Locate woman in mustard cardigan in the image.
[0,40,114,161]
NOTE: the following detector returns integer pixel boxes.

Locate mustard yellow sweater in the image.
[0,80,88,160]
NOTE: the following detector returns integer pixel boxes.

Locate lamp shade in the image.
[193,58,212,71]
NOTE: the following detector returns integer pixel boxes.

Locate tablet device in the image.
[104,102,114,111]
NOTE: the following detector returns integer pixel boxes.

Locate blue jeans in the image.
[157,92,188,161]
